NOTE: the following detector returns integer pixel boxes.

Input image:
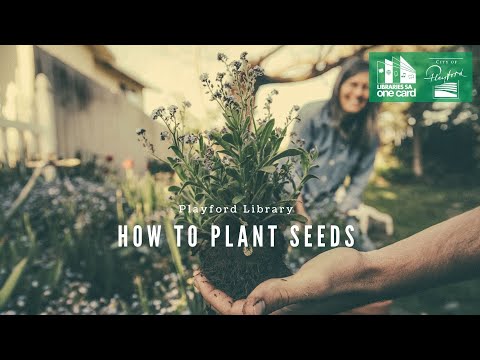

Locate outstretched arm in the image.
[365,205,480,301]
[195,206,480,314]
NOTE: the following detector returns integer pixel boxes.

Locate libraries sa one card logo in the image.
[369,52,472,103]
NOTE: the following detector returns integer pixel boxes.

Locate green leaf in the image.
[226,168,241,182]
[169,145,184,160]
[211,133,239,159]
[199,135,205,154]
[168,186,181,193]
[223,114,234,128]
[259,184,274,202]
[202,174,221,182]
[261,214,281,224]
[175,167,187,181]
[231,108,241,126]
[232,195,245,205]
[0,257,28,309]
[51,259,63,287]
[163,219,185,278]
[300,174,320,187]
[266,148,304,166]
[218,149,239,160]
[291,214,308,223]
[167,157,177,166]
[225,122,236,133]
[179,181,203,194]
[222,133,235,146]
[251,182,269,202]
[272,136,284,153]
[217,188,225,198]
[261,213,307,224]
[263,141,272,158]
[201,213,228,229]
[244,144,255,157]
[259,119,275,147]
[242,116,251,133]
[195,193,205,201]
[301,152,310,175]
[259,165,276,173]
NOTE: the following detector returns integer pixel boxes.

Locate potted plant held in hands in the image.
[137,52,318,301]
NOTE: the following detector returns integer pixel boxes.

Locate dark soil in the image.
[198,231,291,301]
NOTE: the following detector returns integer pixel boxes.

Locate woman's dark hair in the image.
[327,56,380,150]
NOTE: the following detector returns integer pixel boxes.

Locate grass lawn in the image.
[363,180,480,315]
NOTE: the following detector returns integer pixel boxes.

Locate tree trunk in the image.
[412,125,423,177]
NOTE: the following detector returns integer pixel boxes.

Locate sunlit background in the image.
[108,45,340,121]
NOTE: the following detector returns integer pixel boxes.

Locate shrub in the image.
[138,53,318,300]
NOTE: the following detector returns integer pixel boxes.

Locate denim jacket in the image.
[291,100,378,213]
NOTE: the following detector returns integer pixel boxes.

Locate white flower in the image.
[252,65,264,77]
[168,105,178,116]
[232,60,242,70]
[160,131,169,141]
[151,107,165,120]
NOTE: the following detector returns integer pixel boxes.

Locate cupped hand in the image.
[194,247,372,315]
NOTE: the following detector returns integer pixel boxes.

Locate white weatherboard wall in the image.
[0,45,41,165]
[0,45,169,172]
[34,46,170,173]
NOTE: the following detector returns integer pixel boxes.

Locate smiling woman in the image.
[291,56,381,252]
[339,71,369,113]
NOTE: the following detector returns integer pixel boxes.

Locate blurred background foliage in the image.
[0,158,203,314]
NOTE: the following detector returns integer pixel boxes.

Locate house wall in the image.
[0,46,18,110]
[34,47,169,173]
[37,45,122,94]
[0,46,39,165]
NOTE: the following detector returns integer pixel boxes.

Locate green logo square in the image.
[369,52,472,102]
